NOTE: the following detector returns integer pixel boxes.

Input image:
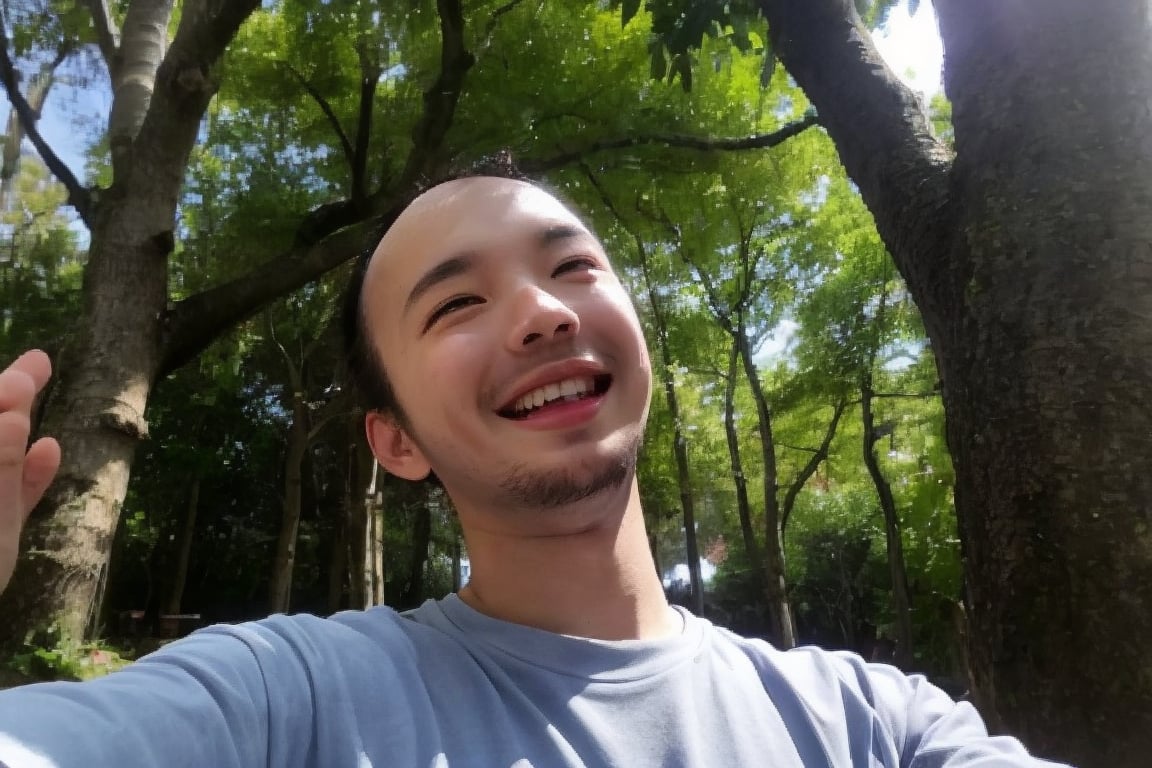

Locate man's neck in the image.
[455,480,676,641]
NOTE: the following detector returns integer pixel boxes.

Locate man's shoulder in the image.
[199,600,445,655]
[705,623,939,717]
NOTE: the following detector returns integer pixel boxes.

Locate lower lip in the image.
[506,393,606,430]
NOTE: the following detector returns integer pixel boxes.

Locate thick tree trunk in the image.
[760,0,1152,762]
[164,474,200,616]
[0,189,171,649]
[0,0,260,652]
[724,342,760,570]
[930,3,1152,762]
[736,331,795,648]
[861,376,913,670]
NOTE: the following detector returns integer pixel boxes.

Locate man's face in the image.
[362,177,652,525]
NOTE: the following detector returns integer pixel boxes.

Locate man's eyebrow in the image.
[539,223,589,246]
[403,254,475,316]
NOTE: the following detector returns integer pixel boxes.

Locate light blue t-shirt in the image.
[0,595,1061,767]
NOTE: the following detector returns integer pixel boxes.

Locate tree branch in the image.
[396,0,475,188]
[2,43,71,185]
[781,397,848,535]
[0,11,91,223]
[521,112,818,174]
[132,0,260,180]
[84,0,121,75]
[871,390,938,400]
[160,202,401,376]
[351,42,380,205]
[279,61,356,180]
[756,0,958,322]
[480,0,529,52]
[164,0,478,375]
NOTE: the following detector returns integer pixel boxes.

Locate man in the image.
[0,174,1062,767]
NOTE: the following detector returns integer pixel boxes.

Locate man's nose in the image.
[506,284,580,351]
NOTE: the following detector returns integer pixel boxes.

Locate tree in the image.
[589,174,706,614]
[636,0,1152,762]
[0,0,473,650]
[2,0,823,652]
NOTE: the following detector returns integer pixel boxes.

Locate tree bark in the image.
[758,0,1152,762]
[638,245,704,615]
[163,474,199,616]
[0,0,478,650]
[861,375,913,670]
[365,460,385,607]
[107,0,172,177]
[723,342,760,570]
[780,398,846,539]
[735,330,795,648]
[589,180,706,615]
[269,389,309,614]
[0,0,261,653]
[399,501,431,610]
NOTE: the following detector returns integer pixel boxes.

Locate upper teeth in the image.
[512,377,596,414]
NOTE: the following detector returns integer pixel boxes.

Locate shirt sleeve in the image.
[845,655,1071,767]
[0,623,305,768]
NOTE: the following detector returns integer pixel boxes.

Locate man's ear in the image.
[365,411,432,481]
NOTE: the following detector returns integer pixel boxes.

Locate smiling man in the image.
[0,173,1064,767]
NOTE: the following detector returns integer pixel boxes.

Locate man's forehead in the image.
[365,177,587,286]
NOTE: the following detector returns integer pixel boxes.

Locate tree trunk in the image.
[723,341,760,570]
[326,504,347,615]
[451,534,462,592]
[399,501,431,609]
[934,3,1152,760]
[639,253,704,615]
[107,0,172,176]
[736,331,795,647]
[0,0,478,650]
[861,375,913,670]
[759,0,1152,762]
[0,192,172,649]
[163,474,200,616]
[269,391,310,614]
[0,0,260,652]
[363,453,385,607]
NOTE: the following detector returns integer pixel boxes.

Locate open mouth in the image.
[498,374,612,419]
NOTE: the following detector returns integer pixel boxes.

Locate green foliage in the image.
[610,0,907,91]
[8,640,131,682]
[0,0,963,673]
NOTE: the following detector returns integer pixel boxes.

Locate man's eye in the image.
[424,295,483,331]
[552,257,598,277]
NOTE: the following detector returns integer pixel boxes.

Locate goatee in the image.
[499,432,640,509]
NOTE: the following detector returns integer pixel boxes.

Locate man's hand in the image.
[0,350,61,596]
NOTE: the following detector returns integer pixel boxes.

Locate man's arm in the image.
[0,353,280,768]
[0,629,275,768]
